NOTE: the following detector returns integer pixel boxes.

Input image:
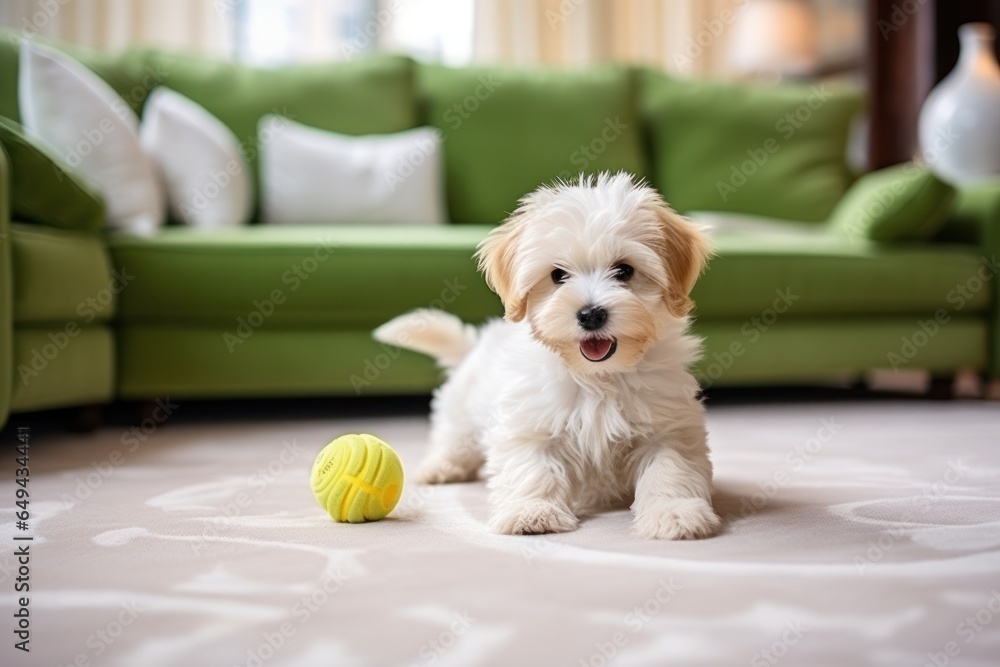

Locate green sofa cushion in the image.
[10,223,117,324]
[642,71,862,222]
[108,225,989,334]
[109,226,502,331]
[829,163,957,242]
[418,63,646,224]
[694,231,990,318]
[0,116,104,232]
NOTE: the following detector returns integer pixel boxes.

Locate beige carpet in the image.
[3,400,1000,667]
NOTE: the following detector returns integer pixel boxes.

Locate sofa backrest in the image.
[417,63,647,224]
[0,28,864,227]
[642,70,863,222]
[138,49,417,218]
[0,29,417,223]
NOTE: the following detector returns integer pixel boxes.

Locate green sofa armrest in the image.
[0,142,12,429]
[827,163,956,242]
[0,116,105,233]
[952,181,1000,243]
[951,181,1000,380]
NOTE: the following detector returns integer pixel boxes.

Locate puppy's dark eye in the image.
[613,263,634,282]
[551,268,569,284]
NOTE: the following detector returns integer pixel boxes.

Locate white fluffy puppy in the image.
[374,172,720,539]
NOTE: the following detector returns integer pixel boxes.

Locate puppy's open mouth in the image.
[580,337,617,362]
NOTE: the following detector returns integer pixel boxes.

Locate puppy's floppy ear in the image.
[475,213,530,322]
[653,203,713,318]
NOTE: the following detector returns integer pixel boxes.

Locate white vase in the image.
[919,23,1000,184]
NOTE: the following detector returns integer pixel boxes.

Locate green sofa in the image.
[1,30,998,429]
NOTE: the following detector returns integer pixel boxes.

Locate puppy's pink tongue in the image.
[580,337,614,362]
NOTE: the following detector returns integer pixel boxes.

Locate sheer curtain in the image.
[1,0,746,73]
[0,0,472,65]
[0,0,231,56]
[472,0,744,75]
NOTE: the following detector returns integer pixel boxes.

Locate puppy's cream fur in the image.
[375,173,720,539]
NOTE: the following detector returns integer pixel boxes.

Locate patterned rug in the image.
[3,400,1000,667]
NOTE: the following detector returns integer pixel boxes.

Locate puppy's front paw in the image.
[489,499,579,535]
[632,497,720,540]
[415,458,477,484]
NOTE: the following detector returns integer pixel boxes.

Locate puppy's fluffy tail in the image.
[373,309,478,370]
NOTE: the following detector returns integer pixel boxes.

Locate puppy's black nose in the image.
[577,305,608,331]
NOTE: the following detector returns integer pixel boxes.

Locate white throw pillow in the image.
[259,117,446,225]
[19,40,164,235]
[140,88,252,229]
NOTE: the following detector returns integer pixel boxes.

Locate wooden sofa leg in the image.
[72,405,104,433]
[135,400,161,423]
[985,378,1000,401]
[927,375,956,400]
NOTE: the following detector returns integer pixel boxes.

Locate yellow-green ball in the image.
[310,434,404,523]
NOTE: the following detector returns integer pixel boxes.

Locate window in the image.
[230,0,474,65]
